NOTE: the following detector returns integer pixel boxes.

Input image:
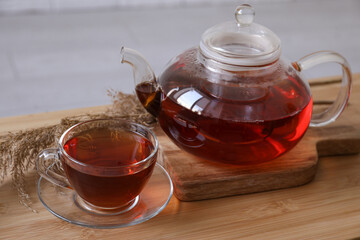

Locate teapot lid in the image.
[200,4,281,67]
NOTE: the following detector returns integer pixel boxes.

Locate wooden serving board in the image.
[0,74,360,240]
[156,105,360,202]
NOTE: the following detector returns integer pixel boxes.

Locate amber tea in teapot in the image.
[136,48,313,164]
[126,5,351,165]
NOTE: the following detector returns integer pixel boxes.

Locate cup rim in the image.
[58,118,159,170]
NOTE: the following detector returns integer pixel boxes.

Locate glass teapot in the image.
[121,5,352,165]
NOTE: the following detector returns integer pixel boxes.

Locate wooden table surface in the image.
[0,74,360,240]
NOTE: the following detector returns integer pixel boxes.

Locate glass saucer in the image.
[37,163,173,229]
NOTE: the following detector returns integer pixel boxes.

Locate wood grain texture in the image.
[0,74,359,240]
[158,123,360,201]
[157,73,360,202]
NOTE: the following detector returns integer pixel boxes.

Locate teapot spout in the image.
[121,47,161,117]
[121,47,156,86]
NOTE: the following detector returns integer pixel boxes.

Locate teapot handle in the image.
[292,51,352,127]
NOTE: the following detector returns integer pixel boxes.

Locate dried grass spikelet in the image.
[0,90,156,211]
[106,89,156,126]
[0,126,58,212]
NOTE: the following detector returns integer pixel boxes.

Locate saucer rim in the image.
[37,163,173,229]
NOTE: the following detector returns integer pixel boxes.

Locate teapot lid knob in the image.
[235,4,255,26]
[199,4,281,66]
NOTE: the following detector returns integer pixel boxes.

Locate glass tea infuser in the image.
[121,5,352,165]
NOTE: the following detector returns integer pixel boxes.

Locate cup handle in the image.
[36,149,71,188]
[292,51,352,127]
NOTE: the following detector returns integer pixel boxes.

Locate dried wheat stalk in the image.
[0,91,156,211]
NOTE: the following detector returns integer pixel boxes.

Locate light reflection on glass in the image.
[171,87,210,115]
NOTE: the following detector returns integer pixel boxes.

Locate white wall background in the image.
[0,0,359,117]
[0,0,246,13]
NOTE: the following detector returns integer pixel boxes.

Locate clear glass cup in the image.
[37,119,159,215]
